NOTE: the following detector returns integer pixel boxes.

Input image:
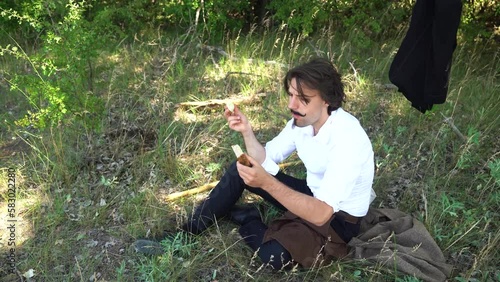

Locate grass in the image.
[0,24,498,281]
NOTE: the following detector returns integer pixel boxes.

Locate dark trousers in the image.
[183,161,359,269]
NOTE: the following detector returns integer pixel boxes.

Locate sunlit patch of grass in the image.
[0,172,37,255]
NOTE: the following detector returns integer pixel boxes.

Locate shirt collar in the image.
[313,108,341,141]
[291,108,342,140]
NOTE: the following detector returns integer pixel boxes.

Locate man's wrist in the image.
[262,175,279,191]
[240,128,254,139]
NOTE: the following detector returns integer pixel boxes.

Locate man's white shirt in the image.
[261,108,375,217]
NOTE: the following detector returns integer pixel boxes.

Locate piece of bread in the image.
[226,101,235,114]
[231,144,252,167]
[237,154,252,167]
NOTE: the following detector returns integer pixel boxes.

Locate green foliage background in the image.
[0,0,497,128]
[0,0,497,130]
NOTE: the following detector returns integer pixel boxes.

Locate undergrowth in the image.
[1,23,499,282]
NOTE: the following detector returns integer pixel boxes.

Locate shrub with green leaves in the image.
[268,0,413,39]
[1,0,105,129]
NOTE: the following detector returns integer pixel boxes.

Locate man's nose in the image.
[288,95,298,110]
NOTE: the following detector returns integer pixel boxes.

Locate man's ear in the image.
[325,104,333,114]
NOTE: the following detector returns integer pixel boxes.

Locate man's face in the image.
[287,78,329,135]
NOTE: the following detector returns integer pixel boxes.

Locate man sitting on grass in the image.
[135,58,375,269]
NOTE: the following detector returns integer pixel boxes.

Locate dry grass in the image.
[1,26,498,281]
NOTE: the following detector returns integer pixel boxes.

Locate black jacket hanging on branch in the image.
[389,0,462,113]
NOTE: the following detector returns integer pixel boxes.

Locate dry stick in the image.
[349,61,360,84]
[165,161,303,201]
[165,181,219,201]
[278,160,302,168]
[176,93,267,109]
[441,113,467,142]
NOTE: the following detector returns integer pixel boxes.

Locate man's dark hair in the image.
[284,58,345,114]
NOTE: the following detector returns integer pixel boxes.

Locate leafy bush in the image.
[268,0,333,36]
[268,0,413,38]
[1,0,498,130]
[155,0,253,40]
[1,0,104,129]
[2,0,498,44]
[268,0,498,41]
[461,0,500,39]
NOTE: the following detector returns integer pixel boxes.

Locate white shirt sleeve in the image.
[261,119,297,175]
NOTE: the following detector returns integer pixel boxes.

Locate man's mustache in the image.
[291,110,306,117]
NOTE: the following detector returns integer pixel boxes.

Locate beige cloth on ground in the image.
[348,208,452,282]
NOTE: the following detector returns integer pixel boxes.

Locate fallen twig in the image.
[441,113,467,142]
[278,160,302,168]
[165,160,303,200]
[198,44,230,57]
[165,181,219,201]
[176,93,267,109]
[349,62,360,83]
